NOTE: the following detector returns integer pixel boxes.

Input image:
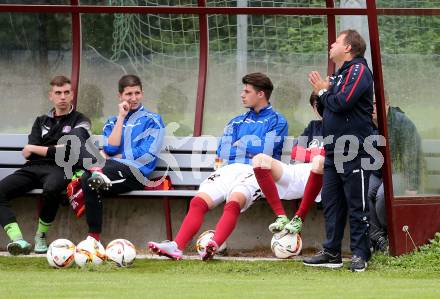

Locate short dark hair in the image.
[242,72,274,100]
[340,29,366,57]
[309,91,319,107]
[50,75,71,87]
[118,74,142,93]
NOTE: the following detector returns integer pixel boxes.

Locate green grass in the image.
[0,249,439,299]
[1,234,440,298]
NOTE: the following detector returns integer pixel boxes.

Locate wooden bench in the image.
[0,133,294,240]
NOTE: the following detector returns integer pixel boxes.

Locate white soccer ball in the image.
[46,239,76,268]
[271,232,302,259]
[74,237,106,267]
[106,239,137,267]
[195,230,227,256]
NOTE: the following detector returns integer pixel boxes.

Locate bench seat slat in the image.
[0,168,18,181]
[156,153,216,168]
[23,189,198,197]
[0,151,26,165]
[151,170,211,186]
[121,190,197,197]
[0,168,211,187]
[0,134,28,148]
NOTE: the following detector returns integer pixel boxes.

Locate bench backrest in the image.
[2,134,439,193]
[0,134,294,189]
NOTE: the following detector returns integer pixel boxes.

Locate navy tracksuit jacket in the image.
[317,57,374,260]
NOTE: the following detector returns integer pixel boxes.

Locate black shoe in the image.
[350,255,367,272]
[375,236,389,253]
[303,250,343,269]
[87,172,112,191]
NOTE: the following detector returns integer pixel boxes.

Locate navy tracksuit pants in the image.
[322,155,371,261]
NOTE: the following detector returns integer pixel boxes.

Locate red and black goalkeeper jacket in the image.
[317,57,374,156]
[291,120,324,163]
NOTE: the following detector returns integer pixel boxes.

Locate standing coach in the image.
[305,29,374,272]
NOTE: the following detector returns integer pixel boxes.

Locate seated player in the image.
[80,74,165,243]
[0,76,91,255]
[148,72,288,260]
[369,92,422,253]
[253,92,324,235]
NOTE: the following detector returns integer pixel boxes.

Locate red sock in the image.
[88,232,100,241]
[295,171,323,221]
[254,167,286,216]
[213,201,241,246]
[174,196,209,250]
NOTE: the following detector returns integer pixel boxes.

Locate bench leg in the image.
[163,197,173,240]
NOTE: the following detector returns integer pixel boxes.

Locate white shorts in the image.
[198,163,262,213]
[276,162,322,202]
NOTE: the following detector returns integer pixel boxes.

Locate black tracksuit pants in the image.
[0,164,67,227]
[0,128,95,229]
[368,174,387,242]
[321,155,371,261]
[81,159,144,234]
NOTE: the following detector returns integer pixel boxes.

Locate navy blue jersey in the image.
[317,57,374,155]
[293,120,323,149]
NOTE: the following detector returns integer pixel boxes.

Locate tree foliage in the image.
[1,1,440,57]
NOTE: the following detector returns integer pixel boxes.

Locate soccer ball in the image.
[106,239,137,267]
[46,239,76,268]
[195,230,227,256]
[74,237,106,267]
[271,232,302,259]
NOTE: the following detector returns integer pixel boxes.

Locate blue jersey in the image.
[102,105,165,178]
[216,105,288,165]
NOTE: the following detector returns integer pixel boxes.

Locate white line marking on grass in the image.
[0,252,350,262]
